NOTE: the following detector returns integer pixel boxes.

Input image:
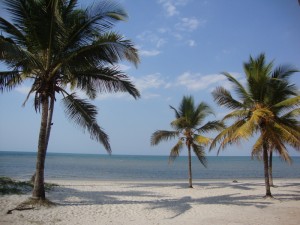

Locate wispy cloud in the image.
[137,31,166,48]
[176,72,222,90]
[175,72,242,91]
[132,73,166,92]
[175,17,206,32]
[158,0,189,17]
[139,49,161,57]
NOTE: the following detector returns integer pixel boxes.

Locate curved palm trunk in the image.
[269,150,274,187]
[32,97,49,200]
[263,143,272,198]
[187,144,193,188]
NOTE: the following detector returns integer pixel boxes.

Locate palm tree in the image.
[210,53,300,197]
[252,68,300,187]
[151,96,224,188]
[0,0,140,201]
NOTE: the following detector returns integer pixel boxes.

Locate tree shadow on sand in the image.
[46,181,300,219]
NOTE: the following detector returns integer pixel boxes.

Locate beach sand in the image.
[1,179,299,225]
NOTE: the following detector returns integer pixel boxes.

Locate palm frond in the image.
[209,120,246,154]
[271,65,299,80]
[0,17,25,45]
[273,96,300,111]
[212,86,244,110]
[169,139,184,163]
[170,117,188,130]
[0,70,23,92]
[251,135,263,160]
[169,105,181,119]
[192,143,207,168]
[150,130,179,146]
[67,66,140,99]
[222,72,252,104]
[192,102,214,126]
[61,32,139,70]
[197,120,225,133]
[61,93,111,153]
[280,108,300,120]
[194,135,211,146]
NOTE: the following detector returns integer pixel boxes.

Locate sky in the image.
[0,0,299,156]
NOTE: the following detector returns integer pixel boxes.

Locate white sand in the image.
[1,179,299,225]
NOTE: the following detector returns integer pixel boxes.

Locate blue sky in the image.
[0,0,299,156]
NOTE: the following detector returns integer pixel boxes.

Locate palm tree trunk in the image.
[45,97,55,149]
[31,97,55,183]
[32,97,49,200]
[269,150,274,187]
[263,143,272,198]
[188,145,193,188]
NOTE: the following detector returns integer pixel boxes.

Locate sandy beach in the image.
[1,179,299,225]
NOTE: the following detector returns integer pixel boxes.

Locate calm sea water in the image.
[0,151,299,181]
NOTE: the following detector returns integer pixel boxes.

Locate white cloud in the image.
[139,49,161,57]
[175,17,205,32]
[158,0,189,17]
[132,73,166,92]
[175,72,243,91]
[175,72,226,91]
[137,31,166,49]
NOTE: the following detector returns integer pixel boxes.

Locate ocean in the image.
[0,151,299,181]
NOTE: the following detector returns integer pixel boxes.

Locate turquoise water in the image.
[0,151,299,181]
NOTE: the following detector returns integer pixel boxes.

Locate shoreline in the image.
[1,178,300,225]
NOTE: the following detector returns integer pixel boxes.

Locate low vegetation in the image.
[0,177,58,195]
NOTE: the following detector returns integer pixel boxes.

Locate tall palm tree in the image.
[210,53,300,197]
[151,96,224,188]
[0,0,140,201]
[252,68,300,186]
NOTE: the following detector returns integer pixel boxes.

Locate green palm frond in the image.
[222,109,249,121]
[192,143,207,168]
[62,32,139,70]
[61,93,111,153]
[271,65,299,80]
[170,117,188,130]
[0,70,23,92]
[222,72,252,104]
[68,66,140,99]
[0,17,25,45]
[273,96,300,111]
[212,86,244,110]
[192,102,213,126]
[169,139,184,163]
[0,36,42,70]
[150,130,179,146]
[197,120,225,133]
[169,105,181,119]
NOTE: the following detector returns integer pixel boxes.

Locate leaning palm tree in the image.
[151,96,224,188]
[210,53,300,197]
[0,0,140,201]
